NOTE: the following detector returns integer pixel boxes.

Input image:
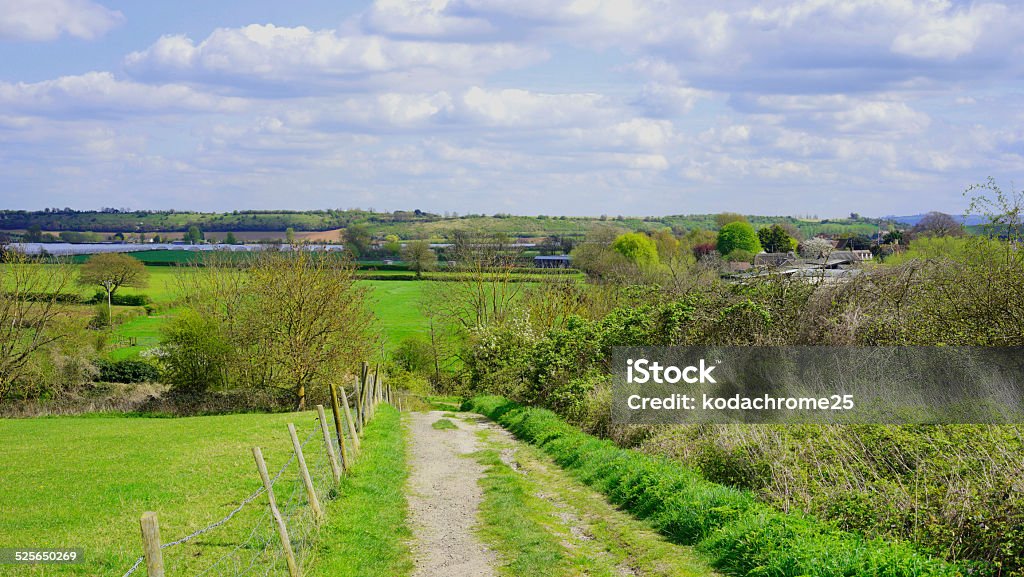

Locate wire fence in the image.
[121,369,391,577]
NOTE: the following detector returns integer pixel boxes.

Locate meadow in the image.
[0,411,321,576]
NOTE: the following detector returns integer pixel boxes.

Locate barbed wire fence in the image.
[121,361,395,577]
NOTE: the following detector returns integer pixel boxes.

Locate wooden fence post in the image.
[139,512,164,577]
[328,384,350,470]
[340,386,361,453]
[252,447,299,577]
[287,423,323,521]
[355,374,365,434]
[316,405,342,484]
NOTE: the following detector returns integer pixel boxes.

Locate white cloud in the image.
[125,24,546,90]
[0,72,247,117]
[0,0,122,41]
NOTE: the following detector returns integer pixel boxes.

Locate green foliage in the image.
[95,358,160,383]
[466,396,959,577]
[757,224,795,253]
[392,337,434,373]
[158,310,230,394]
[611,232,659,267]
[723,249,754,263]
[716,221,762,256]
[90,291,151,306]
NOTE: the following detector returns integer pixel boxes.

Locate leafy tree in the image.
[285,227,296,244]
[343,223,372,257]
[186,225,203,244]
[651,229,680,262]
[78,253,148,323]
[910,211,964,238]
[383,234,402,256]
[757,224,794,253]
[402,240,436,279]
[716,221,761,255]
[224,231,238,245]
[611,232,659,267]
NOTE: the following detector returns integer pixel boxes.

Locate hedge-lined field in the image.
[466,396,959,577]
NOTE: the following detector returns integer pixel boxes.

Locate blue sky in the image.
[1,0,1022,217]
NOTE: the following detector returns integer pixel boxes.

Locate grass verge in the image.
[308,405,413,577]
[466,395,960,577]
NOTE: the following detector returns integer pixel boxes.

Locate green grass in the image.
[473,427,717,577]
[359,280,432,350]
[309,405,412,577]
[0,410,324,576]
[431,418,458,430]
[467,396,960,577]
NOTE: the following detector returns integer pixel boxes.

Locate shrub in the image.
[95,359,161,383]
[393,337,434,374]
[611,232,659,267]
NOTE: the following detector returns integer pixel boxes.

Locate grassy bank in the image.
[466,396,959,577]
[309,404,413,577]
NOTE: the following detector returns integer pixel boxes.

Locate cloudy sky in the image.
[1,0,1022,217]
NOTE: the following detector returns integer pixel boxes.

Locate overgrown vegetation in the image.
[467,396,959,577]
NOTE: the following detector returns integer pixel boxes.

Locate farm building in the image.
[534,255,572,268]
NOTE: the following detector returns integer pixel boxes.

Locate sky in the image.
[1,0,1023,217]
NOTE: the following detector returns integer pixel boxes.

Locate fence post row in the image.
[252,447,300,577]
[132,359,392,577]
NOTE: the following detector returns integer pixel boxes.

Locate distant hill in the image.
[884,213,987,226]
[1,209,901,242]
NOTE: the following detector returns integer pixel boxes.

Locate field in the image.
[0,411,321,576]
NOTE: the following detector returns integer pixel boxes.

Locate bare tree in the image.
[910,211,965,238]
[428,232,524,330]
[0,251,76,399]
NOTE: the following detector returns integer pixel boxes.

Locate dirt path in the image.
[405,411,496,577]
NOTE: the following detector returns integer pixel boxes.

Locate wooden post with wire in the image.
[341,385,361,453]
[288,423,323,521]
[139,512,164,577]
[316,405,342,484]
[252,447,299,577]
[328,384,350,470]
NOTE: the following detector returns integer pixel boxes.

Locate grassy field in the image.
[361,280,432,349]
[0,410,324,576]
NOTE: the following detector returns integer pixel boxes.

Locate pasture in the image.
[0,411,321,576]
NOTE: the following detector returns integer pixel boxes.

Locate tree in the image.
[402,240,436,279]
[383,234,402,256]
[651,229,680,262]
[716,221,761,256]
[78,253,148,324]
[186,225,203,244]
[285,227,296,245]
[716,213,748,228]
[910,212,964,238]
[171,250,375,409]
[757,224,794,253]
[611,232,659,267]
[343,223,372,257]
[800,237,834,258]
[0,251,77,399]
[224,231,238,245]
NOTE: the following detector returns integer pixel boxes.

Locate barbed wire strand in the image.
[120,417,322,577]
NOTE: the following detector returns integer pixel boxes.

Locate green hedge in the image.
[465,395,959,577]
[90,291,152,306]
